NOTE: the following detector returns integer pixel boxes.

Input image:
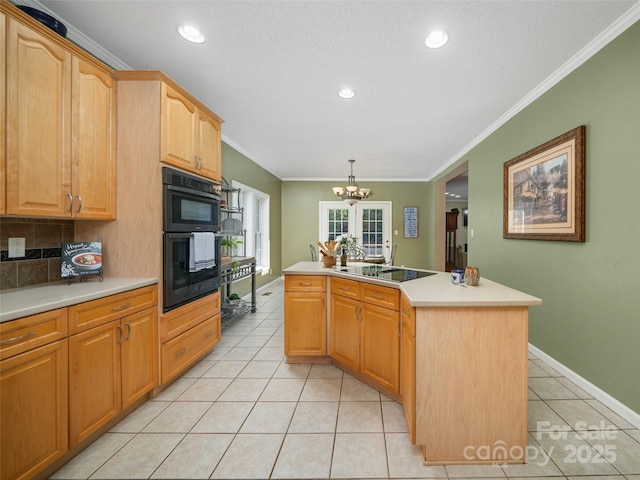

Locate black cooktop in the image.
[338,265,436,283]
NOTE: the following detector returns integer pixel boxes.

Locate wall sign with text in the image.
[403,207,418,238]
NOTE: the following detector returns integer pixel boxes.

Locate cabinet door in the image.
[0,340,68,480]
[69,320,121,447]
[71,56,116,219]
[6,18,72,217]
[1,11,6,215]
[197,110,221,181]
[161,83,196,172]
[361,303,400,393]
[330,295,360,371]
[284,291,326,356]
[121,307,158,408]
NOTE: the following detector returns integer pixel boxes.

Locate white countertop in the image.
[283,262,542,308]
[0,277,159,323]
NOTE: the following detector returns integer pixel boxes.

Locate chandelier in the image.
[332,159,372,206]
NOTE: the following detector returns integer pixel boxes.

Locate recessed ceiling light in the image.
[177,24,205,44]
[337,88,356,99]
[425,30,449,49]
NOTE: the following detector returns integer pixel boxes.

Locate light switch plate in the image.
[8,237,26,258]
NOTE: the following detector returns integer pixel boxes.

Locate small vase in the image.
[464,266,480,286]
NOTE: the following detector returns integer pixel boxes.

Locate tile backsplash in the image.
[0,218,74,290]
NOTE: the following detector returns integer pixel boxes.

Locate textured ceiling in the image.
[29,0,640,181]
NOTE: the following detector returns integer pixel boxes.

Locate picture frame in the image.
[403,206,418,238]
[503,125,585,242]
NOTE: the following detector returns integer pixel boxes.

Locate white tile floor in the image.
[51,277,640,479]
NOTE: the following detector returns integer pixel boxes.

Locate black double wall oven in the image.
[162,167,221,312]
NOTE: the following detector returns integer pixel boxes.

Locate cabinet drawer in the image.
[401,294,416,337]
[361,283,400,311]
[161,291,220,342]
[330,276,360,300]
[285,275,326,292]
[161,314,220,383]
[68,285,158,334]
[0,308,68,360]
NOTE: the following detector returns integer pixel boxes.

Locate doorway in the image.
[434,164,468,271]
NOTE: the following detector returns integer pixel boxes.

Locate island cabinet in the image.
[67,285,158,447]
[400,294,416,443]
[113,70,223,183]
[284,275,327,357]
[160,292,221,384]
[4,3,116,219]
[0,309,69,480]
[330,277,401,394]
[415,306,529,465]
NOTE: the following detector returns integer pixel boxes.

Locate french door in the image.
[319,202,392,257]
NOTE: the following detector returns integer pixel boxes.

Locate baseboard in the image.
[529,343,640,429]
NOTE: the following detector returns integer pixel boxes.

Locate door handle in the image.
[116,324,124,344]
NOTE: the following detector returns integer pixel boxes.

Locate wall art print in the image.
[503,125,585,242]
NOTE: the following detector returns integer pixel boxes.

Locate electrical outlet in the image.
[8,237,26,258]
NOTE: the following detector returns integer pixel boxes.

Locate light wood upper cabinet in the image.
[6,17,72,217]
[161,83,221,181]
[161,84,196,171]
[197,109,222,181]
[71,57,116,219]
[4,10,115,219]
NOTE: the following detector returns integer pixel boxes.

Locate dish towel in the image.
[189,232,216,272]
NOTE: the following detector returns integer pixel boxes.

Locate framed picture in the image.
[403,207,418,238]
[503,125,585,242]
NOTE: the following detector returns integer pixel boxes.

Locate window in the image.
[232,180,270,274]
[319,201,392,257]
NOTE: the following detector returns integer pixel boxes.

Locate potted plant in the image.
[221,236,243,257]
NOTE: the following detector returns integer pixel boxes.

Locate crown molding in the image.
[427,2,640,181]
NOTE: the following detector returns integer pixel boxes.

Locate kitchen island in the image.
[283,261,542,465]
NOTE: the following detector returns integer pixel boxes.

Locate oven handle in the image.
[165,184,220,201]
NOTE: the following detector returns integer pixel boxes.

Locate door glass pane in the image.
[361,208,383,255]
[328,208,349,241]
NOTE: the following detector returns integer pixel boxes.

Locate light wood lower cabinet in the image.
[329,292,359,369]
[284,275,327,356]
[0,284,159,480]
[160,292,221,384]
[0,340,68,480]
[330,277,400,394]
[68,286,158,447]
[400,294,416,443]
